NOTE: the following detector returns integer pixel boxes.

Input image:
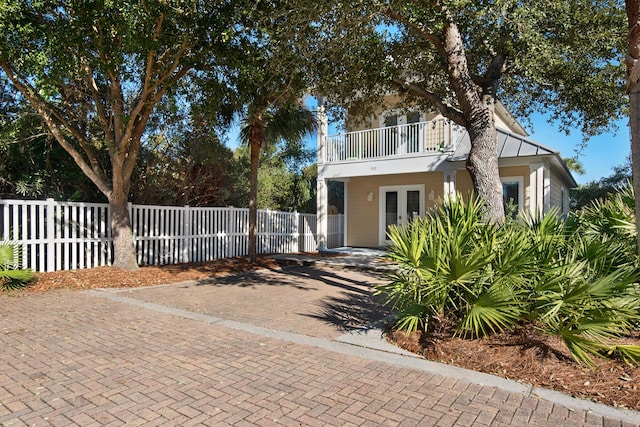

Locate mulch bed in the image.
[388,327,640,410]
[12,255,293,293]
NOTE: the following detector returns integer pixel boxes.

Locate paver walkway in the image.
[1,265,639,426]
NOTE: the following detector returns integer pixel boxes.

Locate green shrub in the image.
[377,192,640,366]
[0,241,34,291]
[378,196,530,336]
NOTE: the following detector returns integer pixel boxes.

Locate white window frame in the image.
[501,176,524,213]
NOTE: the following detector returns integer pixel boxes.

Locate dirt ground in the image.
[4,256,639,411]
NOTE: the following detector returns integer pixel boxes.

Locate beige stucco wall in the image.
[345,172,444,247]
[341,162,571,247]
[436,165,531,209]
[346,94,522,135]
[454,169,474,200]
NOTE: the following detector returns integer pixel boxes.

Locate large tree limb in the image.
[81,60,114,146]
[122,38,191,156]
[140,14,165,99]
[146,37,191,95]
[391,77,465,126]
[121,66,190,181]
[382,6,445,57]
[1,62,111,195]
[107,66,126,147]
[1,61,110,189]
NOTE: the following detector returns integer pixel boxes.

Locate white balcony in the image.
[322,118,464,164]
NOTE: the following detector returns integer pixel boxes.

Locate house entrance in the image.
[379,185,425,246]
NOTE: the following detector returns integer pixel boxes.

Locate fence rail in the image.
[1,199,344,272]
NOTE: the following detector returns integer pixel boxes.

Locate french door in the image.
[379,111,424,155]
[379,185,425,246]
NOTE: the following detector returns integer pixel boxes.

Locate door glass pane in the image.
[502,182,519,218]
[385,191,398,237]
[406,190,420,222]
[384,114,398,127]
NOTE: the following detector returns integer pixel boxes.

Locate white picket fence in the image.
[0,199,344,272]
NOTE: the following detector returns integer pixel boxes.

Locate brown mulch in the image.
[388,327,640,411]
[3,256,640,412]
[12,255,293,293]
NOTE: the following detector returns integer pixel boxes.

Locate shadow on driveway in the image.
[122,265,392,340]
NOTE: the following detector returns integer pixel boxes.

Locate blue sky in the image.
[527,114,630,185]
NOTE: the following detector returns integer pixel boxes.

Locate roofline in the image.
[495,129,577,188]
[495,102,529,137]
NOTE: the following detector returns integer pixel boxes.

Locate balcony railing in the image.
[323,119,462,164]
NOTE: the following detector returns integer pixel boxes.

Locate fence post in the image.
[227,206,235,258]
[45,198,55,272]
[294,211,299,253]
[182,205,190,263]
[1,199,7,241]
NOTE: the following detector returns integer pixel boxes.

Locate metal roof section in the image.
[449,128,557,162]
[447,128,577,188]
[495,102,530,137]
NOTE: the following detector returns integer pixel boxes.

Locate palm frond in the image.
[607,344,640,365]
[265,105,317,145]
[458,284,525,337]
[0,241,34,290]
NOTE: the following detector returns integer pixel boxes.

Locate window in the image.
[501,177,524,218]
[406,111,421,124]
[384,114,398,127]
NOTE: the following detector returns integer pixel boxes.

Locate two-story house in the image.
[315,98,577,250]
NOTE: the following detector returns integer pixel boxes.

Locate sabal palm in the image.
[0,241,33,290]
[378,194,640,365]
[240,103,316,263]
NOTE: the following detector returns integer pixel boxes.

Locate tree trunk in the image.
[441,19,505,223]
[626,0,640,255]
[248,125,263,264]
[109,193,138,270]
[109,158,139,270]
[466,116,505,223]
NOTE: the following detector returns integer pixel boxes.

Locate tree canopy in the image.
[312,0,626,133]
[307,0,627,221]
[571,157,633,210]
[0,0,238,269]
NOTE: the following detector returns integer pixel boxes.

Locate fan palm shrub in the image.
[0,241,34,290]
[378,196,530,336]
[378,194,640,366]
[521,211,640,365]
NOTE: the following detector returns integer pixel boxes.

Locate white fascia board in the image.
[318,154,451,179]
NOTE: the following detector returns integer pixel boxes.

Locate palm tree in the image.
[562,157,586,175]
[0,241,33,290]
[240,101,316,263]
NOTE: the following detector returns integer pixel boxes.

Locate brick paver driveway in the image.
[122,265,390,340]
[1,265,638,426]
